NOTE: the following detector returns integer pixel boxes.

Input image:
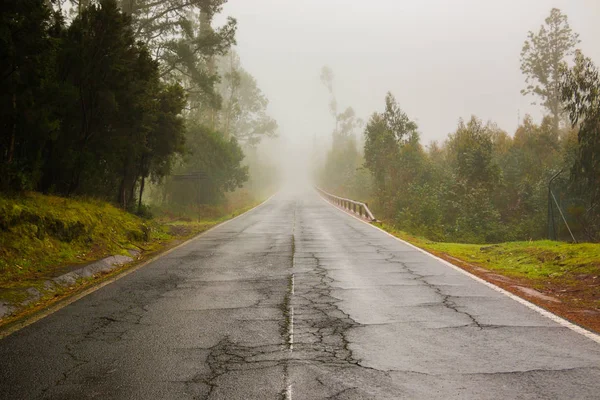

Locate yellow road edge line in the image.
[0,194,276,340]
[318,192,600,346]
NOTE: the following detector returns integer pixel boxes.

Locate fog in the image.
[217,0,600,168]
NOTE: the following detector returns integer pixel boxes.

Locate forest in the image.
[0,0,277,213]
[318,8,600,244]
[2,3,599,245]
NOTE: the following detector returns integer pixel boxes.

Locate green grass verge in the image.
[374,222,600,286]
[0,192,261,305]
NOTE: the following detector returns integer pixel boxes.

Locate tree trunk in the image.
[138,175,145,212]
[118,177,127,209]
[79,0,90,15]
[7,93,16,164]
[200,5,216,129]
[128,176,137,208]
[550,85,561,134]
[68,164,83,196]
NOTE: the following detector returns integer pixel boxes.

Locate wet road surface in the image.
[1,190,600,399]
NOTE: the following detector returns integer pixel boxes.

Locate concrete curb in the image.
[0,250,141,320]
[0,194,276,337]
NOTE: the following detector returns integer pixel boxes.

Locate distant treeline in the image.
[319,9,600,243]
[1,0,277,211]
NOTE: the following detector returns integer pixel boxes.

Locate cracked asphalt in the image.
[1,189,600,399]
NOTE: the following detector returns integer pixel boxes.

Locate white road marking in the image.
[319,194,600,346]
[289,306,294,350]
[285,204,297,400]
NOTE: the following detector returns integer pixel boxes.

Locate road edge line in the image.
[0,193,276,339]
[318,193,600,346]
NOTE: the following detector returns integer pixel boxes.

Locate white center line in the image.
[285,204,297,400]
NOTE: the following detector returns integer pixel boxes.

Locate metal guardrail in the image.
[316,187,376,222]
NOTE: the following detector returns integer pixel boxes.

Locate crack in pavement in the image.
[281,201,297,400]
[186,203,298,400]
[325,386,359,399]
[382,253,486,330]
[11,196,599,400]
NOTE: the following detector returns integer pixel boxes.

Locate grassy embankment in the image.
[0,191,260,312]
[374,222,600,332]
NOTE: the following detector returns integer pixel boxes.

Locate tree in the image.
[120,0,237,117]
[561,51,600,235]
[166,124,248,205]
[447,116,501,189]
[135,83,187,211]
[50,0,148,199]
[363,93,419,216]
[36,0,186,210]
[520,8,580,132]
[320,66,337,118]
[0,0,59,191]
[317,66,366,199]
[364,93,418,183]
[217,51,277,145]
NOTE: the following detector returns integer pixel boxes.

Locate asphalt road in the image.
[1,189,600,399]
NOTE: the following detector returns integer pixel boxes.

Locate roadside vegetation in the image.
[377,223,600,331]
[317,8,600,329]
[318,8,598,245]
[1,1,278,209]
[380,223,599,301]
[0,0,278,302]
[0,189,261,321]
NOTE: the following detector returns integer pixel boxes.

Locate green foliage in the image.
[380,222,600,283]
[217,51,278,145]
[520,8,580,130]
[0,190,259,307]
[356,92,587,243]
[145,0,237,121]
[321,136,364,197]
[363,92,419,216]
[447,117,500,189]
[318,9,594,244]
[0,0,60,191]
[561,51,600,240]
[0,0,261,222]
[378,223,600,312]
[0,0,188,213]
[163,123,248,205]
[0,192,151,285]
[317,65,370,201]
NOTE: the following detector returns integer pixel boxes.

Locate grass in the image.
[375,222,600,279]
[374,222,600,312]
[0,193,154,288]
[0,191,261,307]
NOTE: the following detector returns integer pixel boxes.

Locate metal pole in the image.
[550,190,577,243]
[548,170,563,240]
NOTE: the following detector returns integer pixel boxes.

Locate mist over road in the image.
[1,189,599,399]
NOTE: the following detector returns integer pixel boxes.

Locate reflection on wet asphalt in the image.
[1,190,599,399]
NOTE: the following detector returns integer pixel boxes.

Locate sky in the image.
[216,0,600,153]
